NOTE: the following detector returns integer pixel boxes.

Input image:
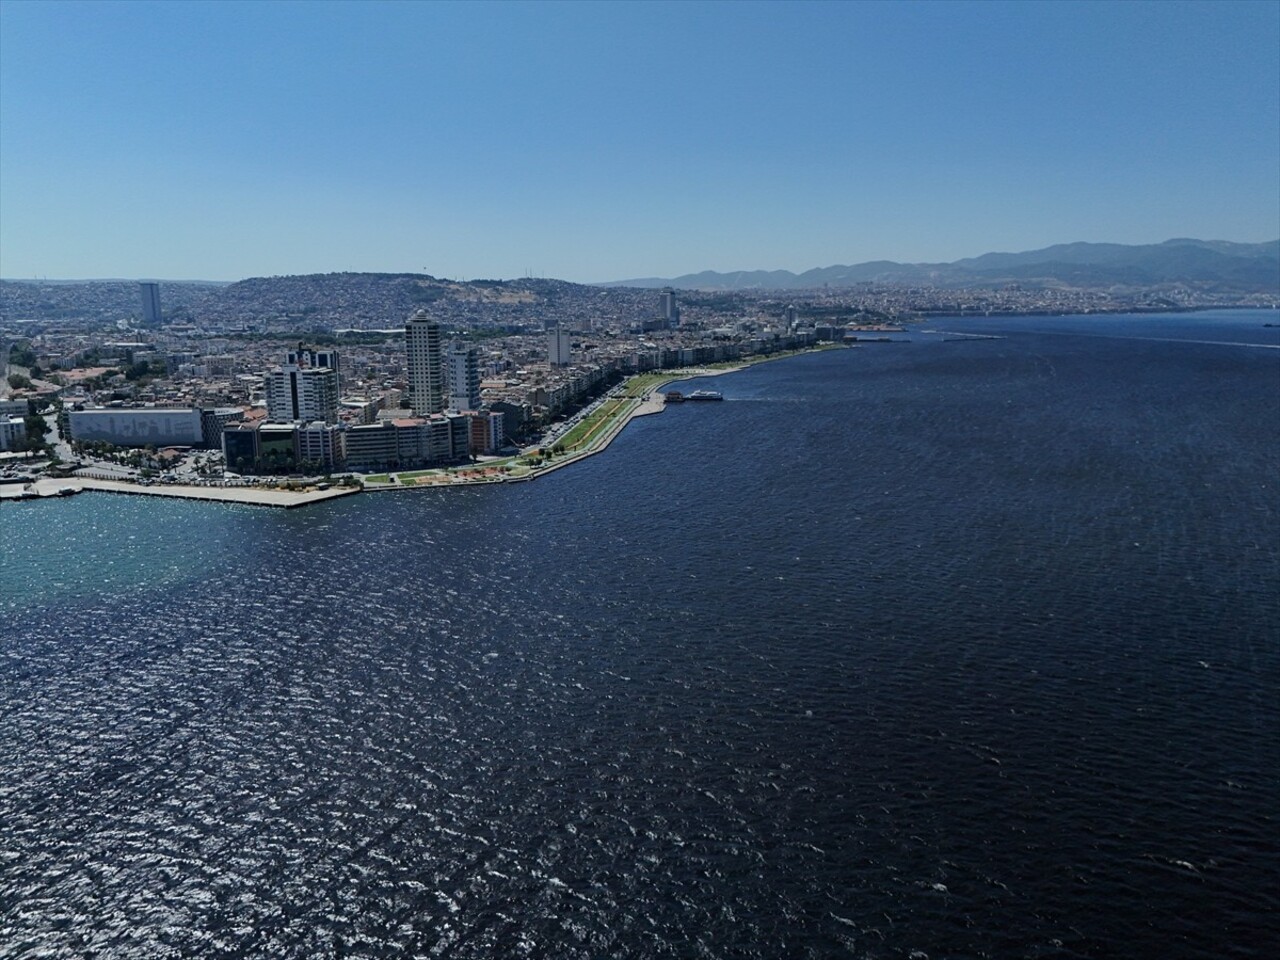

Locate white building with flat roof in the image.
[265,348,340,423]
[265,365,339,423]
[446,342,481,411]
[0,416,28,452]
[69,408,203,447]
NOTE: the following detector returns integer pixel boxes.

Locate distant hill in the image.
[0,272,622,329]
[601,239,1280,293]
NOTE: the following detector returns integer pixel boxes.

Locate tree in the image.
[22,414,49,452]
[8,343,37,368]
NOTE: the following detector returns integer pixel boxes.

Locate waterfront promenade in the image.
[360,352,808,491]
[0,476,359,509]
[4,348,838,507]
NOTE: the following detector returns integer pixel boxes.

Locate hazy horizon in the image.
[2,0,1277,283]
[3,233,1279,287]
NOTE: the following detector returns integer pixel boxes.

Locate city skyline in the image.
[1,0,1277,283]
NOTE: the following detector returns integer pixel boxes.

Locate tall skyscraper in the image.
[139,282,162,324]
[548,329,572,367]
[264,347,339,423]
[660,288,680,327]
[406,309,445,416]
[446,342,482,412]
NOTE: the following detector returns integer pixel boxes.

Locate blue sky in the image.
[1,0,1277,282]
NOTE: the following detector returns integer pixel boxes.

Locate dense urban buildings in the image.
[4,261,1274,484]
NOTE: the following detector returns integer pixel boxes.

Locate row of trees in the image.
[232,453,330,476]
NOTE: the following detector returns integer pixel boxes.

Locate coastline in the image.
[364,346,842,491]
[3,346,839,507]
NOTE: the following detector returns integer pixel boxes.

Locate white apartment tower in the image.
[406,309,445,416]
[446,342,482,412]
[548,328,572,367]
[265,348,340,424]
[286,346,341,393]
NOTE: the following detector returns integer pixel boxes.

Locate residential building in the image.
[0,417,28,452]
[446,342,482,411]
[297,421,344,472]
[343,421,401,471]
[490,400,531,442]
[342,413,472,471]
[548,328,572,367]
[265,357,339,424]
[406,309,445,416]
[468,411,505,455]
[285,346,341,393]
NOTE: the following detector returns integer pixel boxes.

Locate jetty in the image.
[0,476,360,509]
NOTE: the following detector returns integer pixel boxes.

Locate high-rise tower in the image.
[406,309,445,416]
[139,282,162,324]
[660,288,680,327]
[548,329,572,367]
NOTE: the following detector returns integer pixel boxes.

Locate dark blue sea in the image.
[3,310,1278,959]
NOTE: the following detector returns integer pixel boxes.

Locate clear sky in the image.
[1,0,1277,282]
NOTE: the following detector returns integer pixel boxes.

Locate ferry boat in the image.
[663,391,685,403]
[686,390,723,401]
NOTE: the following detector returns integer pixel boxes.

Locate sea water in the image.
[2,310,1277,957]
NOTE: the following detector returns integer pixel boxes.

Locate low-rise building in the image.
[69,407,204,447]
[201,407,243,448]
[297,421,344,473]
[342,413,472,471]
[222,422,260,473]
[0,416,28,452]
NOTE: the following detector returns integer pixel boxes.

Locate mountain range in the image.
[601,239,1280,293]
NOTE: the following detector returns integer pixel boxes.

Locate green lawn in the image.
[557,399,626,450]
[622,373,674,397]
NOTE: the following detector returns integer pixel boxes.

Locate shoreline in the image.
[3,347,839,508]
[364,346,841,491]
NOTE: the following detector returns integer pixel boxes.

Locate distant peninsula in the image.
[600,238,1280,294]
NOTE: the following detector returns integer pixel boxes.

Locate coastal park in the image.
[363,345,841,491]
